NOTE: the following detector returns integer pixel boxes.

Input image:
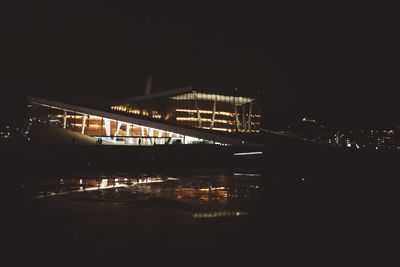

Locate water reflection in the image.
[192,211,249,219]
[32,177,165,198]
[21,173,262,219]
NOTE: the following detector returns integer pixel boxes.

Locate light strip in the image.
[111,105,141,114]
[233,173,262,177]
[176,109,235,117]
[176,117,235,124]
[171,92,254,105]
[192,211,249,219]
[54,115,103,120]
[233,151,263,156]
[199,127,232,132]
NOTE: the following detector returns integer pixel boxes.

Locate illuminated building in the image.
[110,86,261,133]
[27,86,262,146]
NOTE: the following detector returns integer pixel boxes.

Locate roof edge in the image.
[108,86,194,106]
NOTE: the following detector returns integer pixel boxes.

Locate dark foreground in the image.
[3,161,400,267]
[1,141,399,266]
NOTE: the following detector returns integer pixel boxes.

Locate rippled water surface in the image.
[17,171,263,219]
[6,167,400,266]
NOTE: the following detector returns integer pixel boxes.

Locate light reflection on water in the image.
[21,173,262,219]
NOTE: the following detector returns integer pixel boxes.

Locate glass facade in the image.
[28,102,222,146]
[111,90,261,133]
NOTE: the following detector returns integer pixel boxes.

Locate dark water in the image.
[4,168,400,266]
[18,172,261,217]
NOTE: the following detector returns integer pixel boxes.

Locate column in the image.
[104,119,111,137]
[247,101,253,132]
[234,105,239,132]
[81,115,87,134]
[242,105,246,132]
[194,93,202,128]
[210,100,216,130]
[63,110,67,129]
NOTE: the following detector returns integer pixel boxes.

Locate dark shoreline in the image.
[1,142,398,175]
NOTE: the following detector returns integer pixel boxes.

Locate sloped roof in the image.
[110,85,256,106]
[28,96,262,147]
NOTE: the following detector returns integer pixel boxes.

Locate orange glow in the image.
[111,105,141,115]
[71,124,102,128]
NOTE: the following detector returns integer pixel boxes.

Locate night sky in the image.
[1,1,398,127]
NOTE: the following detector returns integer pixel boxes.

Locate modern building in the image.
[110,86,261,133]
[26,86,262,147]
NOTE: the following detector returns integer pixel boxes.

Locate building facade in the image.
[26,86,261,146]
[111,86,261,133]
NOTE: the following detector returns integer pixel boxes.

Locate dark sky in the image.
[0,1,398,127]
